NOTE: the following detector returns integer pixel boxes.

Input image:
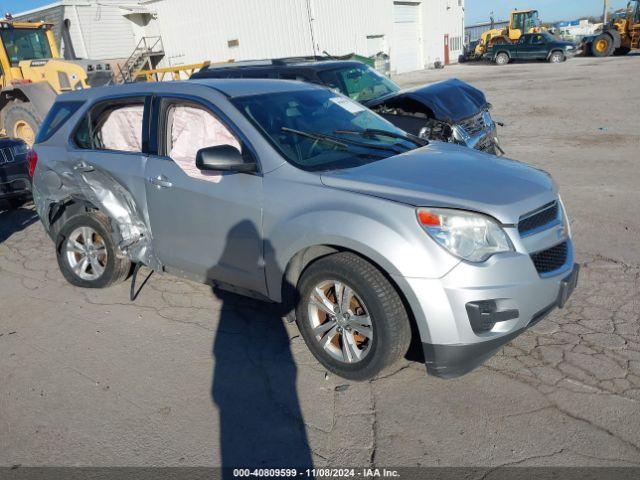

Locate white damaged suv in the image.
[31,79,578,380]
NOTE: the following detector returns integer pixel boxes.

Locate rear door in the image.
[143,95,265,293]
[68,95,151,223]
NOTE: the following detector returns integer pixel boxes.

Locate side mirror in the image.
[195,145,257,173]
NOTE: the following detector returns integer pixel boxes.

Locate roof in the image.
[200,58,363,72]
[192,78,321,97]
[57,78,320,101]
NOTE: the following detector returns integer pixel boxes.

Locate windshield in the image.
[317,64,400,103]
[232,89,417,171]
[0,28,53,65]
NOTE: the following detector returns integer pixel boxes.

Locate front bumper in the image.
[422,264,579,378]
[393,235,578,379]
[452,112,500,154]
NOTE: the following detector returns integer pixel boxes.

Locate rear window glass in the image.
[73,98,145,153]
[35,101,83,144]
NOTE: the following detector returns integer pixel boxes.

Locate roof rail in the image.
[271,56,333,65]
[200,54,342,71]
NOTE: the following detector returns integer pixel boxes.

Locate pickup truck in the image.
[485,32,578,65]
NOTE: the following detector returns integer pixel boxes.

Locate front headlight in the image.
[416,208,513,262]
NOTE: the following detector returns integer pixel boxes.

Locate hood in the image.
[320,142,557,224]
[365,78,488,124]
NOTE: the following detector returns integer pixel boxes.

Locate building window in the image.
[449,36,463,52]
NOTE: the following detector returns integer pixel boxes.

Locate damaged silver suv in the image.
[32,79,578,380]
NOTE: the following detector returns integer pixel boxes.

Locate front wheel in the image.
[295,252,411,381]
[494,52,510,66]
[56,213,131,288]
[549,51,565,63]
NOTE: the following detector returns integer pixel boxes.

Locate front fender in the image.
[264,201,460,303]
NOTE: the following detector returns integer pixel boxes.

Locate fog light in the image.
[466,300,518,334]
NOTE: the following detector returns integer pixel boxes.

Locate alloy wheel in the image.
[307,280,373,364]
[65,226,108,281]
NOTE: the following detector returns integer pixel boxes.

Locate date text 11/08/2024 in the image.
[232,468,401,478]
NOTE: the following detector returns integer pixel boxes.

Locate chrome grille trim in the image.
[518,201,560,237]
[457,111,486,137]
[0,147,15,165]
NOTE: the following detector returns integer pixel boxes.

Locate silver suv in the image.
[31,79,578,380]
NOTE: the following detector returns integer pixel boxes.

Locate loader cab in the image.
[0,21,59,88]
[0,26,53,66]
[510,10,541,40]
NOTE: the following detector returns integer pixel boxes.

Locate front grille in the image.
[0,147,15,165]
[518,201,559,236]
[457,112,486,136]
[530,241,568,274]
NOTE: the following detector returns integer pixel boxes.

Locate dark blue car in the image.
[191,58,501,154]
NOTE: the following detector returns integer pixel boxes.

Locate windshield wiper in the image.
[283,127,402,154]
[334,128,428,147]
[281,127,349,148]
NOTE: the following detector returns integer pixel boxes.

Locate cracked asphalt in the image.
[1,56,639,468]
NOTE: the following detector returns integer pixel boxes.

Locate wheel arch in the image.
[47,197,105,251]
[278,243,428,347]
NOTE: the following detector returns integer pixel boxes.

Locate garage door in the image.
[392,2,422,73]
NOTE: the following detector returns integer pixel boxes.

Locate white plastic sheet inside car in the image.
[100,105,144,152]
[169,106,242,183]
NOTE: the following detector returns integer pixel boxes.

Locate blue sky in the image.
[2,0,632,24]
[2,0,52,15]
[466,0,630,24]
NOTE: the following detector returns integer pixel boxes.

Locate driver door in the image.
[528,34,549,59]
[144,96,265,294]
[515,35,536,59]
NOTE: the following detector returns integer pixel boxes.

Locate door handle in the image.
[73,161,94,172]
[149,175,173,189]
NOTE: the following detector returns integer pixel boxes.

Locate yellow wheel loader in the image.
[474,10,545,59]
[583,0,640,56]
[0,18,112,146]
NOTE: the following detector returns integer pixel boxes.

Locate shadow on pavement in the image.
[209,221,313,475]
[0,202,38,244]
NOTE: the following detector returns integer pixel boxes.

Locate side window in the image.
[73,98,145,152]
[532,35,545,45]
[164,102,241,182]
[316,70,347,95]
[36,101,84,144]
[279,72,307,81]
[240,71,273,79]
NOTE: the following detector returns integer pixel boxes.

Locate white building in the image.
[16,0,465,74]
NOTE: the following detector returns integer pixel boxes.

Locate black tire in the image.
[495,52,510,66]
[3,101,41,147]
[549,51,565,63]
[295,252,411,381]
[591,33,614,57]
[613,47,631,56]
[56,212,131,289]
